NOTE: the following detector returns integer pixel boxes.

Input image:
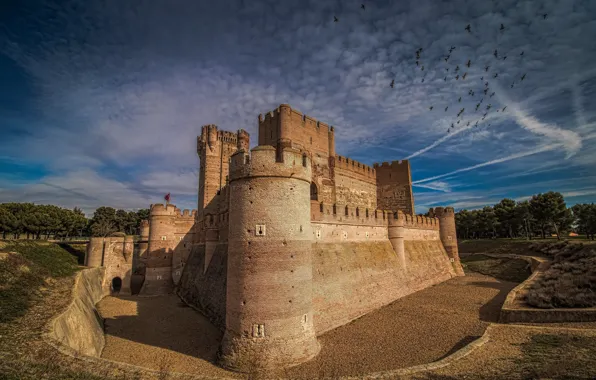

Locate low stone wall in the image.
[492,254,596,323]
[46,267,107,357]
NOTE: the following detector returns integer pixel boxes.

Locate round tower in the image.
[277,104,293,154]
[140,204,177,295]
[219,145,320,372]
[237,129,250,151]
[388,211,406,269]
[433,207,464,276]
[85,237,105,267]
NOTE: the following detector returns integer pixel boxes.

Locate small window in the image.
[310,136,313,145]
[345,205,349,216]
[302,154,307,167]
[356,207,360,217]
[161,236,167,241]
[332,204,337,215]
[320,202,324,212]
[365,209,369,218]
[310,182,318,201]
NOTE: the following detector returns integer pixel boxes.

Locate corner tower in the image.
[197,125,250,211]
[219,145,320,372]
[431,207,464,276]
[140,204,178,294]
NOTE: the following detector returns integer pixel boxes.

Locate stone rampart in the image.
[47,267,107,357]
[312,240,456,334]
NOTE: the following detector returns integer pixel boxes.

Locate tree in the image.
[572,203,596,240]
[89,207,118,237]
[0,206,18,239]
[494,198,517,238]
[513,200,534,240]
[529,192,568,240]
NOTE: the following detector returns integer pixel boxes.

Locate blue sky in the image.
[1,0,595,216]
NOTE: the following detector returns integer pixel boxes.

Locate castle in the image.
[85,104,463,372]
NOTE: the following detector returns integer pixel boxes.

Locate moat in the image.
[97,272,516,378]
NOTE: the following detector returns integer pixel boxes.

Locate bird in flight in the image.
[485,81,489,87]
[493,73,498,78]
[455,74,459,80]
[455,65,460,72]
[462,72,467,79]
[490,92,495,97]
[476,103,480,111]
[449,46,456,53]
[451,123,454,128]
[390,79,395,88]
[543,14,548,20]
[458,97,462,102]
[445,106,449,112]
[457,120,461,124]
[444,55,451,62]
[500,23,505,31]
[503,56,507,60]
[481,76,484,80]
[502,106,507,112]
[485,65,490,72]
[521,73,526,81]
[469,89,475,96]
[466,59,471,68]
[416,60,420,66]
[465,24,471,33]
[334,16,339,22]
[422,78,425,83]
[475,121,479,127]
[467,121,470,126]
[361,4,365,10]
[494,49,498,58]
[444,76,447,81]
[421,66,424,71]
[429,106,434,110]
[484,88,489,95]
[457,108,465,117]
[487,104,492,110]
[520,51,524,56]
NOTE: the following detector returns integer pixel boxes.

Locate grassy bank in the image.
[0,241,125,380]
[461,254,531,283]
[0,241,80,323]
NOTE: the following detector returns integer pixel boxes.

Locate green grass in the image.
[461,254,531,283]
[0,241,80,323]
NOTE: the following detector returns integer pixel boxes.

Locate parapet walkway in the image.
[97,272,516,378]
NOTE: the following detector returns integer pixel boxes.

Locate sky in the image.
[1,0,595,217]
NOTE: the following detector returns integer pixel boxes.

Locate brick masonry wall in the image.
[177,243,228,331]
[312,240,456,334]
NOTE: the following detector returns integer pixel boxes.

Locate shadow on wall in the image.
[100,295,223,365]
[468,280,517,322]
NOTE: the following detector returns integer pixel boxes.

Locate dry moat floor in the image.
[97,272,515,378]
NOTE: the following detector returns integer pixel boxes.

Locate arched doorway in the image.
[111,277,122,293]
[310,182,318,201]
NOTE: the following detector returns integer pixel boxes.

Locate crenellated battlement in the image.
[311,203,439,230]
[336,155,376,178]
[150,203,197,218]
[229,145,311,183]
[258,105,334,135]
[373,159,410,168]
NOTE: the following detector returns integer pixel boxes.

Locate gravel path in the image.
[97,272,515,378]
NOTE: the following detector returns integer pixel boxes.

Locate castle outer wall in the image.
[91,103,463,373]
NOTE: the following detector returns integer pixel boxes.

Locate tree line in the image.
[0,203,150,239]
[454,192,596,240]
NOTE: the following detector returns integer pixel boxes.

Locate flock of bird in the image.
[334,5,549,136]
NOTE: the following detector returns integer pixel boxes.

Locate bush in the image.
[526,244,596,308]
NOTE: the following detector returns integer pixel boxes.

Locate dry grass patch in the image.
[461,255,531,283]
[526,244,596,308]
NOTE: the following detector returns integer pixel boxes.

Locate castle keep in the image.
[86,104,463,372]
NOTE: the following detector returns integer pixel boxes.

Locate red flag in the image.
[164,193,171,202]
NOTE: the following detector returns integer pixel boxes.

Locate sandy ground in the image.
[97,272,515,378]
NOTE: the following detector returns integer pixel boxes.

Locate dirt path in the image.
[97,272,515,378]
